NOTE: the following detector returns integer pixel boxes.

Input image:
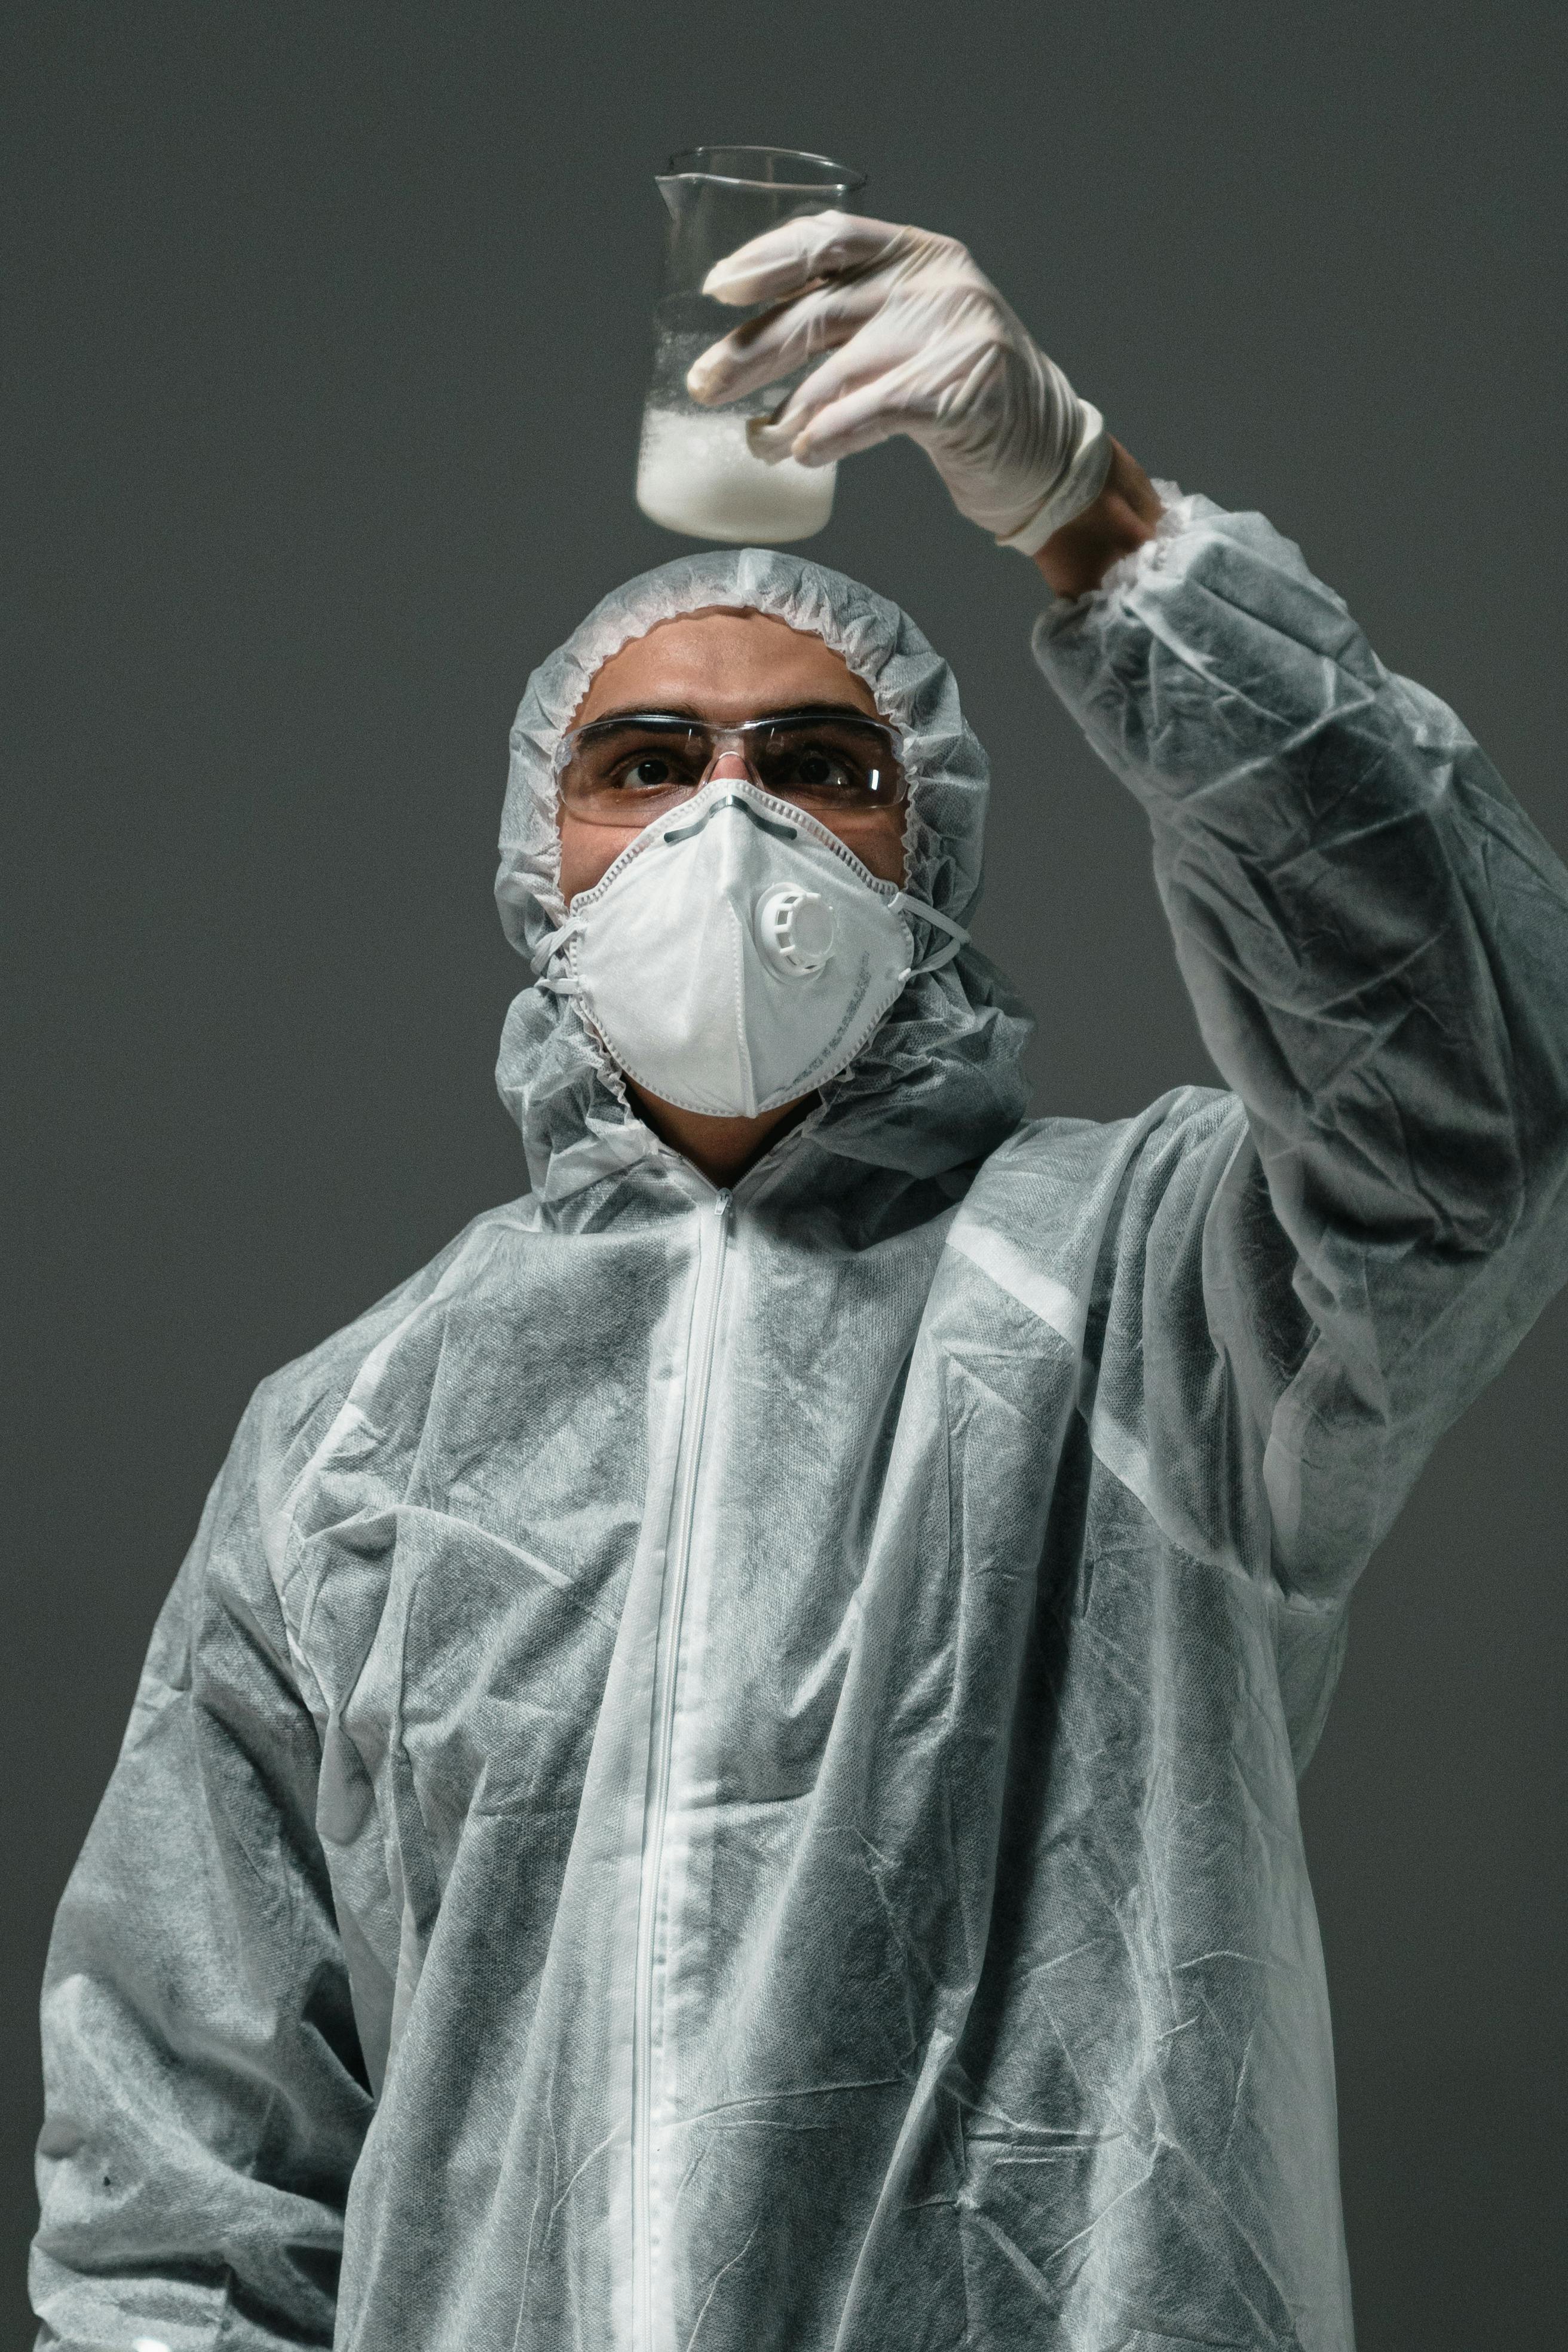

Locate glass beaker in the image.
[635,145,866,546]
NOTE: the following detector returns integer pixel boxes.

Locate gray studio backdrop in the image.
[6,3,1565,2343]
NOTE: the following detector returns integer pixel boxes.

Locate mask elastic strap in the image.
[532,915,585,996]
[890,892,969,976]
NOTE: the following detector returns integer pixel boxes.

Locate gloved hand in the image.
[686,213,1111,554]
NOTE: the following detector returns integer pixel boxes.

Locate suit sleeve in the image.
[1033,491,1568,1624]
[32,1390,372,2351]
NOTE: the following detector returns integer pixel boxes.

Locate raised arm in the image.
[689,220,1568,1612]
[32,1395,370,2350]
[1033,492,1568,1593]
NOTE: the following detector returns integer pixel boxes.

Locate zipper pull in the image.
[714,1187,733,1225]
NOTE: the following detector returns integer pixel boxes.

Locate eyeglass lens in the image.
[558,713,906,826]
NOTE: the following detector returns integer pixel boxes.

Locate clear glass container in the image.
[635,145,866,545]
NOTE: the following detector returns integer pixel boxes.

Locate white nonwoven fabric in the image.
[552,781,924,1117]
[32,503,1568,2352]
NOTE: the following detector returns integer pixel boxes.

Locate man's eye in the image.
[620,756,675,788]
[792,750,851,792]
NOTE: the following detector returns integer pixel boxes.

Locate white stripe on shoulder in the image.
[947,1215,1087,1352]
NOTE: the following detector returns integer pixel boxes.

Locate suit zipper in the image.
[632,1184,732,2352]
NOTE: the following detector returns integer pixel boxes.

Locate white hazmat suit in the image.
[33,491,1568,2352]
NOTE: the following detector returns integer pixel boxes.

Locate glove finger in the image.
[776,396,912,469]
[786,360,948,467]
[748,327,944,455]
[702,210,911,305]
[686,279,888,406]
[743,338,899,460]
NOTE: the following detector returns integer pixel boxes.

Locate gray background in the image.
[5,2,1564,2342]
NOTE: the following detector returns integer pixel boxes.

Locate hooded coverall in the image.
[32,491,1568,2351]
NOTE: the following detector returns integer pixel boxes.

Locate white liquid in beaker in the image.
[636,409,835,544]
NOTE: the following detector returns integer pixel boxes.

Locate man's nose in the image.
[703,749,755,785]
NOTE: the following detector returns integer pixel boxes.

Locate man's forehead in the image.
[574,607,879,728]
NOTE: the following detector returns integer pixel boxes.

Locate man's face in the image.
[557,609,908,904]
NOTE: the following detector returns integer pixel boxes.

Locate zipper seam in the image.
[632,1187,732,2352]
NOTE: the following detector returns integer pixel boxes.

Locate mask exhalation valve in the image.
[755,886,835,978]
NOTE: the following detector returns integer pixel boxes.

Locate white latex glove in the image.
[686,212,1111,553]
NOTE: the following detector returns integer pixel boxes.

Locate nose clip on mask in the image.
[537,778,967,1119]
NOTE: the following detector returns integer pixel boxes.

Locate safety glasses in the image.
[554,706,908,827]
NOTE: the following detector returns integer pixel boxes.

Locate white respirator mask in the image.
[535,774,967,1119]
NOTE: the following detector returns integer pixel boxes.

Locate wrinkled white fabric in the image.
[33,502,1568,2352]
[688,212,1111,548]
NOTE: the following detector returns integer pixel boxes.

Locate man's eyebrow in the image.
[761,702,885,722]
[579,700,882,727]
[580,703,706,725]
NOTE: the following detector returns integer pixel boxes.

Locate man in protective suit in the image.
[32,216,1568,2352]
